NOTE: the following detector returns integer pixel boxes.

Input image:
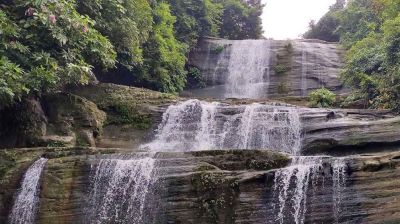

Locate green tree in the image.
[303,0,345,42]
[339,0,400,110]
[140,2,188,93]
[219,0,264,39]
[0,0,116,106]
[166,0,223,47]
[77,0,153,68]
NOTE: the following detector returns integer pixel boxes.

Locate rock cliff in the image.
[2,148,400,223]
[186,37,347,98]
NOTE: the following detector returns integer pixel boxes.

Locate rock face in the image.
[186,37,347,98]
[299,107,400,152]
[2,148,400,223]
[140,98,400,153]
[0,83,177,149]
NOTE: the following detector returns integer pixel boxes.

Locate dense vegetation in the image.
[0,0,264,106]
[308,88,336,108]
[305,0,400,111]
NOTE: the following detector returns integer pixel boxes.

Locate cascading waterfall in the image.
[143,99,301,154]
[274,157,324,224]
[8,158,48,224]
[300,42,308,97]
[87,153,156,224]
[225,40,271,98]
[332,158,347,223]
[273,157,348,224]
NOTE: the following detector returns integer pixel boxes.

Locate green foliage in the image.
[310,0,400,110]
[186,66,206,89]
[219,0,264,39]
[303,0,345,42]
[166,0,223,46]
[274,64,289,75]
[0,1,116,105]
[107,103,152,130]
[309,88,336,108]
[338,0,400,110]
[0,0,265,105]
[140,2,188,93]
[77,0,153,67]
[211,45,225,54]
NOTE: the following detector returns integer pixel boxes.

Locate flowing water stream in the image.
[273,157,348,224]
[225,40,271,98]
[143,99,301,153]
[87,153,156,224]
[8,158,48,224]
[83,39,347,224]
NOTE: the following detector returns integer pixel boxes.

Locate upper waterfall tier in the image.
[187,37,347,99]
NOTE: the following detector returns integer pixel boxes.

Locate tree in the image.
[139,2,188,93]
[219,0,264,39]
[303,0,345,42]
[0,0,116,106]
[77,0,153,68]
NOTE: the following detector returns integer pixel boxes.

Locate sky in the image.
[261,0,336,40]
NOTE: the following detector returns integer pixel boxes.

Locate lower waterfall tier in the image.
[1,147,400,223]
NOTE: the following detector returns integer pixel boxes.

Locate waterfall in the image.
[332,158,347,223]
[143,99,301,154]
[274,157,324,224]
[8,158,48,224]
[300,43,308,97]
[87,153,156,224]
[273,157,348,224]
[225,40,271,98]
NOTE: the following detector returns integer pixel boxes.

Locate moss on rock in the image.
[191,150,290,171]
[69,83,177,130]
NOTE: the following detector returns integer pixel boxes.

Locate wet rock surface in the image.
[186,37,348,98]
[1,148,400,223]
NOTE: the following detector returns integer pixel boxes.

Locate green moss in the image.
[191,171,239,223]
[0,151,17,179]
[69,84,177,130]
[274,64,290,75]
[47,141,68,148]
[106,103,152,129]
[211,45,225,54]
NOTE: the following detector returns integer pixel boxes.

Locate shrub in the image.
[211,45,225,54]
[274,64,289,75]
[186,66,206,89]
[309,88,336,107]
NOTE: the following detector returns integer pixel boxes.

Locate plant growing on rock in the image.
[211,45,225,54]
[186,66,206,89]
[309,88,336,108]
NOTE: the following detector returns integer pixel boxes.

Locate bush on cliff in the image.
[309,88,336,108]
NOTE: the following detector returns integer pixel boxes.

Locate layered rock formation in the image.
[186,37,347,98]
[0,83,177,149]
[2,148,400,223]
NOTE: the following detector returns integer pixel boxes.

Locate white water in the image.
[143,99,301,154]
[274,157,324,224]
[332,158,347,223]
[273,157,348,224]
[300,42,308,97]
[9,158,48,224]
[88,154,156,224]
[225,40,271,98]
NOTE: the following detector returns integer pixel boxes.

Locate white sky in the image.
[262,0,336,39]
